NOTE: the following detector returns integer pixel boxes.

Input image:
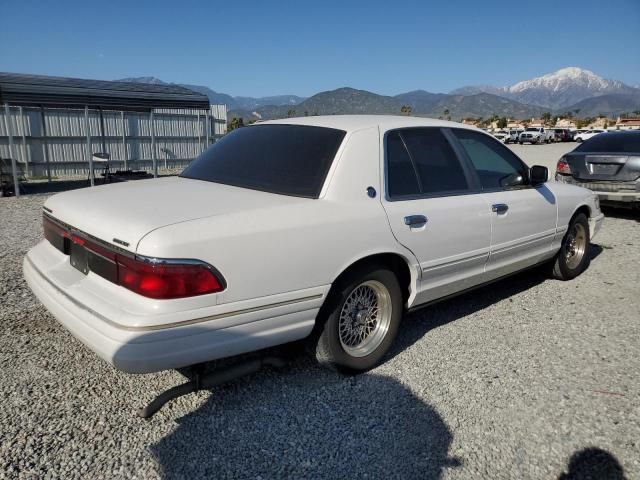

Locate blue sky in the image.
[1,0,639,97]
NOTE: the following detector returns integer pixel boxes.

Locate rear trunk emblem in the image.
[113,238,130,247]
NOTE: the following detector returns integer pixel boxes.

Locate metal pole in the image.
[196,111,201,150]
[40,107,51,183]
[3,103,20,197]
[121,111,127,170]
[19,106,28,176]
[150,111,157,177]
[98,107,107,154]
[205,110,210,147]
[85,106,94,186]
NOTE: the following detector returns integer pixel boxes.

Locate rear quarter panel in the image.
[545,182,599,245]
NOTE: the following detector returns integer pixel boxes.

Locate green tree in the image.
[287,109,296,118]
[541,112,552,124]
[400,105,413,115]
[227,117,245,132]
[497,117,508,129]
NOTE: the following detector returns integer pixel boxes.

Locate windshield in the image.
[525,127,538,131]
[181,124,346,198]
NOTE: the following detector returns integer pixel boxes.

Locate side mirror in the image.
[530,165,549,185]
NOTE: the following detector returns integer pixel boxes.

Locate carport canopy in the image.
[0,72,210,110]
[1,72,211,196]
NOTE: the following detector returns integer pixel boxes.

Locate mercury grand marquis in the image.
[24,116,604,374]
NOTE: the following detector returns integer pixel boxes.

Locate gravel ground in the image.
[1,147,639,479]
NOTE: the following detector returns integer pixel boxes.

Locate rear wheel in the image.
[312,266,403,372]
[551,213,590,280]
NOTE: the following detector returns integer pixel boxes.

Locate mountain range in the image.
[118,77,306,111]
[451,67,638,109]
[119,67,640,121]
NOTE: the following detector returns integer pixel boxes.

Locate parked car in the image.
[519,127,553,144]
[575,129,606,142]
[492,130,509,142]
[551,128,574,142]
[504,129,521,144]
[24,116,603,374]
[556,130,640,208]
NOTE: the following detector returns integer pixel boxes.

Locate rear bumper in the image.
[24,242,326,373]
[555,175,640,204]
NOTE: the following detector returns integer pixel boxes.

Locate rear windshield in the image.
[181,124,346,198]
[575,133,640,153]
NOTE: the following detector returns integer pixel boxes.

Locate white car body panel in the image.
[382,193,492,304]
[24,115,603,373]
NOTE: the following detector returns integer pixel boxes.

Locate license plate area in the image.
[70,242,89,275]
[589,163,619,175]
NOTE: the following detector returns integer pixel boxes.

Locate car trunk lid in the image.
[563,152,640,182]
[43,176,307,253]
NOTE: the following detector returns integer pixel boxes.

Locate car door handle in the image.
[404,215,428,228]
[492,203,509,214]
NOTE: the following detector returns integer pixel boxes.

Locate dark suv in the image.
[556,131,640,208]
[552,128,574,142]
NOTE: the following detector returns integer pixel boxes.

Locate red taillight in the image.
[116,255,224,299]
[42,214,224,299]
[556,158,572,175]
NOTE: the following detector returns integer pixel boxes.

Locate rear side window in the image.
[386,128,469,198]
[575,133,640,153]
[386,132,421,197]
[452,129,527,190]
[181,124,345,198]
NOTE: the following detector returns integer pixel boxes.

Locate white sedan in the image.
[575,129,606,142]
[24,116,604,374]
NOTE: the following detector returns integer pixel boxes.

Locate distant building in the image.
[615,117,640,130]
[586,117,610,129]
[507,120,525,130]
[555,118,577,129]
[528,118,552,127]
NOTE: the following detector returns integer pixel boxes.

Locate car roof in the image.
[259,114,477,133]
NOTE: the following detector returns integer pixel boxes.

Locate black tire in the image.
[576,137,583,143]
[519,141,523,145]
[551,213,591,280]
[311,265,403,373]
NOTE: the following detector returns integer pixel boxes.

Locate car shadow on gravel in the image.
[601,206,640,222]
[388,250,601,362]
[150,368,460,479]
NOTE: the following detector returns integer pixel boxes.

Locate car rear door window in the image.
[386,131,421,197]
[386,128,469,198]
[452,128,528,190]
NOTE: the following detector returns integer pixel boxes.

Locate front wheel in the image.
[312,266,403,372]
[551,213,590,280]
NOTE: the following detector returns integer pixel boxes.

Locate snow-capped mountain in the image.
[451,67,638,110]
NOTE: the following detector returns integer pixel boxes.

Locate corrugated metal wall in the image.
[0,105,227,177]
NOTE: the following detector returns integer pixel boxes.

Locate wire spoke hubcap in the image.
[338,280,392,357]
[564,223,587,270]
